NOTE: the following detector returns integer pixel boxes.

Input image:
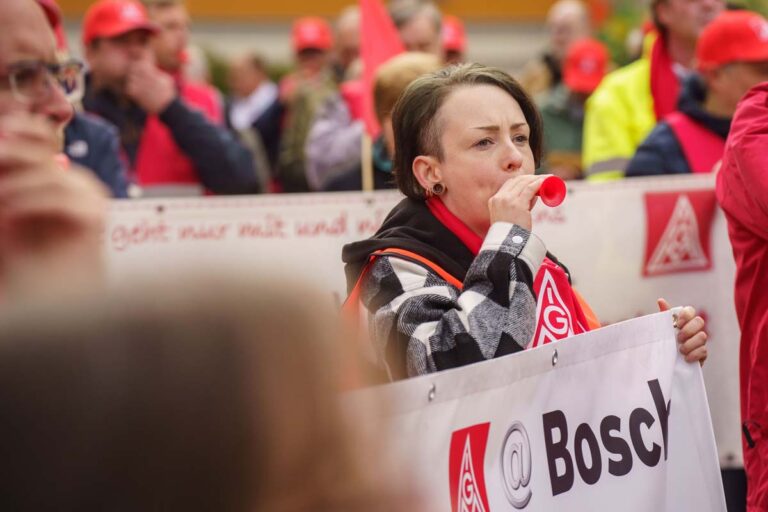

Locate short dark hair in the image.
[391,63,543,200]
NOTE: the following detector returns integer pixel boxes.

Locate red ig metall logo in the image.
[449,423,491,512]
[643,190,717,277]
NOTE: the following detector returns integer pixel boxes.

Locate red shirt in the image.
[135,80,222,187]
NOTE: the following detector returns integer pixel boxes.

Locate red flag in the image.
[360,0,405,137]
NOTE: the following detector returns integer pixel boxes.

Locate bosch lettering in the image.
[542,379,671,496]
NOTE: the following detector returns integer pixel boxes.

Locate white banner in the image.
[105,174,741,466]
[346,312,726,512]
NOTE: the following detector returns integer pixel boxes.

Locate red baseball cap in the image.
[442,15,466,53]
[82,0,159,46]
[563,38,609,94]
[292,17,333,53]
[697,10,768,71]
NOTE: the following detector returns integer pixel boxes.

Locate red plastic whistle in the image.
[537,175,566,207]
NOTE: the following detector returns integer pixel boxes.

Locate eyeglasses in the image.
[2,59,85,104]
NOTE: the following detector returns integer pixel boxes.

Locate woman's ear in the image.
[412,155,442,193]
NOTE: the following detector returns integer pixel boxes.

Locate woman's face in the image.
[416,84,536,236]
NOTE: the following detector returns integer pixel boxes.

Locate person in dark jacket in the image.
[65,112,130,198]
[81,0,258,196]
[226,52,283,173]
[627,10,768,177]
[324,52,441,192]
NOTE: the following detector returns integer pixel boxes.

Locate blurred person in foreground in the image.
[520,0,592,98]
[0,0,107,300]
[442,14,466,65]
[717,82,768,512]
[277,16,338,192]
[82,0,259,196]
[0,277,421,510]
[627,10,768,177]
[37,0,130,198]
[323,52,441,191]
[540,37,609,180]
[342,64,709,381]
[226,52,282,176]
[583,0,725,181]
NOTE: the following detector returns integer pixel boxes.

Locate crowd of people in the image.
[2,0,768,509]
[33,0,768,198]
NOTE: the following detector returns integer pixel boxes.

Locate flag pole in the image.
[361,133,374,192]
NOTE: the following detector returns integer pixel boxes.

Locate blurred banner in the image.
[346,311,726,511]
[105,174,741,467]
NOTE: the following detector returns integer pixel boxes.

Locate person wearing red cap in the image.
[583,0,724,181]
[277,16,338,192]
[442,15,466,65]
[82,0,259,196]
[627,10,768,177]
[279,16,335,104]
[0,0,108,299]
[540,37,609,180]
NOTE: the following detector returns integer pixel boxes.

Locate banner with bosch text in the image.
[345,312,726,511]
[104,174,741,467]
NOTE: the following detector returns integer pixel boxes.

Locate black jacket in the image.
[626,75,731,177]
[343,198,548,379]
[225,95,283,172]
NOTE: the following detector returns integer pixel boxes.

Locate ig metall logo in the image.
[501,421,533,509]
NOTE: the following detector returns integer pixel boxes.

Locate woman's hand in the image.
[657,299,708,366]
[487,174,548,232]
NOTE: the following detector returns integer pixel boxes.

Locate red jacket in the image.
[716,82,768,511]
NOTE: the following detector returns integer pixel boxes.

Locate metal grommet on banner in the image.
[552,349,558,367]
[428,383,437,402]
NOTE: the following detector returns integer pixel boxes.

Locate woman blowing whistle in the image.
[342,64,708,381]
